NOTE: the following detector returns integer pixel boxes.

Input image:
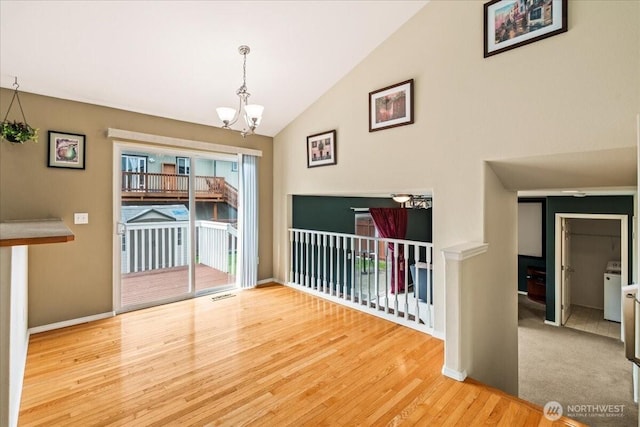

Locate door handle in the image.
[116,222,126,235]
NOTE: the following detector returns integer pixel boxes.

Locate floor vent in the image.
[211,294,236,302]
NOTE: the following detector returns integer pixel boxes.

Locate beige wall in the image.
[0,89,273,327]
[273,0,639,393]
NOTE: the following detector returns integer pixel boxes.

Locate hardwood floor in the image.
[20,285,583,426]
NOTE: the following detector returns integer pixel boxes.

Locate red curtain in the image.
[369,208,408,293]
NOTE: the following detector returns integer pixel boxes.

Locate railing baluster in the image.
[373,238,379,310]
[125,229,131,273]
[289,229,294,283]
[304,232,310,288]
[384,244,389,313]
[295,231,300,284]
[414,244,420,324]
[350,236,355,303]
[341,236,347,299]
[403,243,409,320]
[162,227,167,269]
[311,233,316,289]
[154,228,159,270]
[168,227,174,268]
[427,246,432,328]
[329,236,335,296]
[335,237,341,297]
[133,229,139,272]
[322,234,327,294]
[394,242,399,317]
[357,238,363,305]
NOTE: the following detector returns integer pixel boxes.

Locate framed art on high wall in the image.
[48,130,86,170]
[369,79,414,132]
[307,130,336,168]
[484,0,567,58]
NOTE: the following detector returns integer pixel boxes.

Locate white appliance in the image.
[604,260,622,322]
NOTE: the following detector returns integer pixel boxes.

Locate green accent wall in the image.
[544,196,634,322]
[292,195,432,242]
[518,256,546,292]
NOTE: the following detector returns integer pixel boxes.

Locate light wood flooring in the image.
[20,285,583,426]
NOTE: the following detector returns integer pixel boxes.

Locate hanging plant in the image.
[0,120,38,144]
[1,78,39,144]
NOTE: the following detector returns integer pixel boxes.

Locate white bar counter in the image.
[0,219,74,427]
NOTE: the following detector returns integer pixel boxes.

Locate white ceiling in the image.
[0,1,427,137]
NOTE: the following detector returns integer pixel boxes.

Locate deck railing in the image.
[122,172,238,205]
[196,221,238,273]
[121,220,238,274]
[288,228,434,333]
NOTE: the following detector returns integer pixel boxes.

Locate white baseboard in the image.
[257,278,275,285]
[544,319,559,327]
[442,366,467,381]
[432,329,446,340]
[517,291,527,295]
[28,311,115,335]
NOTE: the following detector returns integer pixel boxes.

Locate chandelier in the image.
[392,194,432,209]
[216,45,264,138]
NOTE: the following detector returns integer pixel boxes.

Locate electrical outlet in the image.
[74,213,89,224]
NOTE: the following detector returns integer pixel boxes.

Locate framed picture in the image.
[307,130,336,168]
[484,0,568,58]
[369,79,414,132]
[48,131,86,170]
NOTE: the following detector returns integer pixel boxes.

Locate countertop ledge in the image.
[0,219,75,247]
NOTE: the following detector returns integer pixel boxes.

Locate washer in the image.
[604,260,622,322]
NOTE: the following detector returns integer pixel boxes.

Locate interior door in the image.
[561,218,572,325]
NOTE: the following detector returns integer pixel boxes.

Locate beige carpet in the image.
[518,295,637,426]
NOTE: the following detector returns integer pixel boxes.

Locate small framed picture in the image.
[48,131,86,170]
[307,130,336,168]
[369,79,414,132]
[484,0,568,58]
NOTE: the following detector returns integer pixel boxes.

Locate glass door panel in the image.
[119,149,191,308]
[193,158,238,293]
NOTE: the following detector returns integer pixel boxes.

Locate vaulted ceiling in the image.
[0,1,427,137]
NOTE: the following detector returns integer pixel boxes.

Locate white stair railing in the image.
[288,228,434,333]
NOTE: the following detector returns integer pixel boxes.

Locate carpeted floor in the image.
[518,295,638,426]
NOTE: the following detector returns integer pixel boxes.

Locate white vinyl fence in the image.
[121,221,237,274]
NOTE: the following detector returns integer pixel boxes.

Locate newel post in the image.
[441,242,489,381]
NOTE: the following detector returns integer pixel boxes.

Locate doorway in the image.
[555,213,628,339]
[113,143,240,312]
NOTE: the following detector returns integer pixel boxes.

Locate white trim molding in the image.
[442,366,468,382]
[107,128,262,157]
[28,311,115,335]
[442,242,489,261]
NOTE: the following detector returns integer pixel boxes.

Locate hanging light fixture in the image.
[216,45,264,138]
[392,194,432,209]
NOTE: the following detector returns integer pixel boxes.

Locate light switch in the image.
[74,213,89,224]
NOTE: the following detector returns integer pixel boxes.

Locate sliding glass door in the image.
[115,144,239,311]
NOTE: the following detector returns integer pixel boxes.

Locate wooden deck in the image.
[19,285,583,426]
[121,264,235,306]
